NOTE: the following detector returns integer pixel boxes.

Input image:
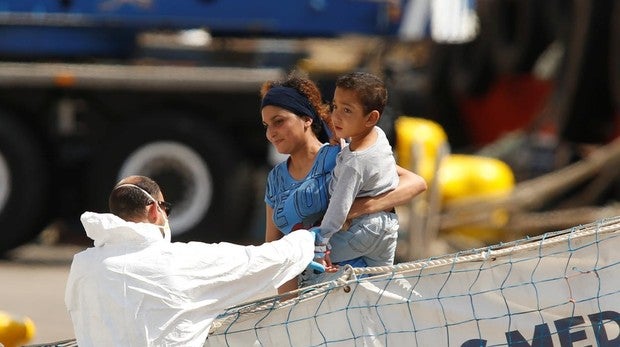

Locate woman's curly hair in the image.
[260,70,335,143]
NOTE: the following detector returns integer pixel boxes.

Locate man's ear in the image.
[366,110,380,127]
[147,203,159,223]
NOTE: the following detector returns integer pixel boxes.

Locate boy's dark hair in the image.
[335,71,387,115]
[109,176,161,221]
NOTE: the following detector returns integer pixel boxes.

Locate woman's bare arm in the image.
[265,205,282,242]
[348,165,427,220]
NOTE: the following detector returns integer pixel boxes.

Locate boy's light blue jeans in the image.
[330,211,399,267]
[299,211,398,288]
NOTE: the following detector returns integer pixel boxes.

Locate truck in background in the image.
[1,0,618,255]
[0,0,407,253]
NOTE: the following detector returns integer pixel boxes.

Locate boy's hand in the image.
[323,251,339,273]
[308,227,339,273]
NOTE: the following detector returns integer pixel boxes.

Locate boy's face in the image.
[331,87,371,139]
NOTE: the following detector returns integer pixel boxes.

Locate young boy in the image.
[312,71,399,272]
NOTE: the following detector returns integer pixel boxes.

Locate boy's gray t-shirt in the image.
[320,126,399,239]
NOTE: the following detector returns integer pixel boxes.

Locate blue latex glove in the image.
[308,260,325,273]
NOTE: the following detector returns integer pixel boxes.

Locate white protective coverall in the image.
[65,212,314,347]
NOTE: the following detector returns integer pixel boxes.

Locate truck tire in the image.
[0,112,50,254]
[87,115,255,243]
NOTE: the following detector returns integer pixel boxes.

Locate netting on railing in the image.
[206,216,620,346]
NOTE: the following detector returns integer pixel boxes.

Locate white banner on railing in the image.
[207,218,620,346]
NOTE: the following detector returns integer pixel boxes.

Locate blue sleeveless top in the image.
[265,144,339,234]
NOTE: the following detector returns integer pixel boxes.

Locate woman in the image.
[261,71,427,294]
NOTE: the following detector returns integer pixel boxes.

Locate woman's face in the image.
[262,105,312,154]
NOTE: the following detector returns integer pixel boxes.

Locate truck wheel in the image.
[0,112,50,254]
[87,116,255,243]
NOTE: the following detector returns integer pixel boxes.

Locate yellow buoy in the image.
[439,154,515,204]
[394,116,448,183]
[0,311,36,347]
[395,116,516,244]
[438,154,515,243]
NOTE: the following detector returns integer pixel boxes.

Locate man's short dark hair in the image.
[108,176,161,221]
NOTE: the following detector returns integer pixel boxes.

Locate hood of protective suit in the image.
[81,211,166,247]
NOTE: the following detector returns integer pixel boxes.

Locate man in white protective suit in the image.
[65,175,315,347]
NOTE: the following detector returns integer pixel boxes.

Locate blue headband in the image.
[261,86,333,141]
[261,86,319,121]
